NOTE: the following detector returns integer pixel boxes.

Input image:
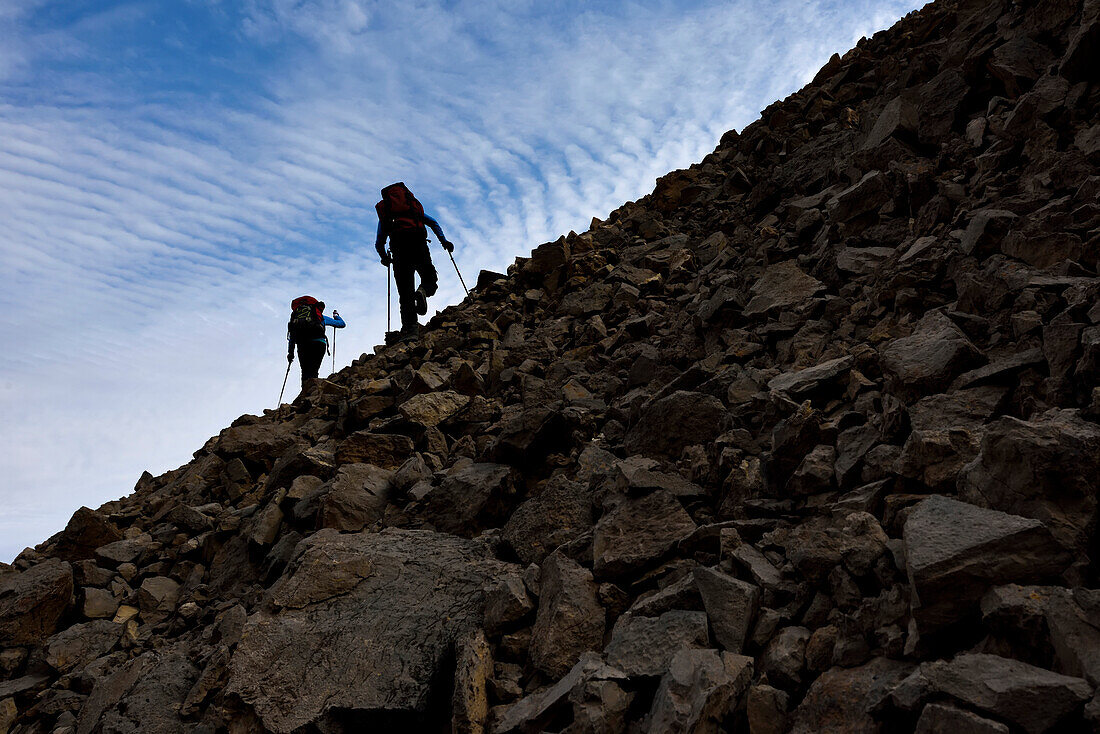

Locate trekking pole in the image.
[387,259,392,333]
[448,251,470,297]
[331,326,336,373]
[277,359,292,407]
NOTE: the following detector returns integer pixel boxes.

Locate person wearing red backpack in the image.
[287,296,346,389]
[374,182,455,338]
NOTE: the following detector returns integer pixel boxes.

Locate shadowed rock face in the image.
[4,0,1100,731]
[227,529,523,733]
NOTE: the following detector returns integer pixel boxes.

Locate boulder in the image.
[490,654,627,734]
[694,565,759,654]
[880,311,984,401]
[646,648,753,734]
[334,431,414,469]
[228,529,521,733]
[959,409,1100,554]
[604,610,709,677]
[137,576,180,623]
[50,507,122,562]
[789,657,913,734]
[0,558,73,646]
[76,645,199,734]
[828,171,890,223]
[530,552,605,679]
[889,653,1091,734]
[424,462,515,536]
[767,355,854,396]
[914,703,1008,734]
[903,496,1071,634]
[318,463,393,531]
[593,491,696,578]
[45,620,120,673]
[399,390,471,427]
[743,261,825,317]
[624,391,726,458]
[502,476,593,565]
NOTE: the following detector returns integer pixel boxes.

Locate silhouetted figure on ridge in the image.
[287,295,345,389]
[375,182,454,339]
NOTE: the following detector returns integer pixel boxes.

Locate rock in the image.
[959,409,1100,554]
[137,576,180,623]
[530,552,605,679]
[836,246,895,275]
[604,610,709,677]
[743,261,825,317]
[318,463,393,531]
[786,444,836,496]
[502,476,593,565]
[890,653,1092,734]
[828,171,889,223]
[958,209,1017,257]
[760,626,810,687]
[593,491,696,578]
[216,421,299,464]
[914,702,1009,734]
[82,587,118,619]
[334,431,414,469]
[249,500,284,546]
[862,96,918,150]
[880,311,984,400]
[424,462,515,536]
[0,558,73,646]
[694,565,759,654]
[490,654,627,734]
[789,657,913,734]
[76,645,199,734]
[624,391,726,458]
[0,697,15,734]
[785,512,888,583]
[45,620,120,673]
[399,390,471,427]
[50,507,122,562]
[228,529,521,733]
[483,574,534,634]
[768,356,854,396]
[452,630,492,734]
[747,683,789,734]
[94,535,153,567]
[904,496,1071,635]
[646,648,753,734]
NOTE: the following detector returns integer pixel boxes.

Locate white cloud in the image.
[0,0,922,560]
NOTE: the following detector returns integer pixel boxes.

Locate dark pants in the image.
[297,340,327,388]
[391,229,437,331]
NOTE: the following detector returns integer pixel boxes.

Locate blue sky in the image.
[0,0,923,560]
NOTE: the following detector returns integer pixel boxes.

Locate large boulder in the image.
[334,431,414,469]
[624,391,726,458]
[318,463,393,531]
[0,559,73,646]
[880,312,984,401]
[646,649,753,734]
[888,653,1092,734]
[694,566,759,654]
[593,491,696,578]
[604,611,709,677]
[789,657,913,734]
[502,476,593,565]
[228,529,523,733]
[530,552,606,679]
[49,507,122,562]
[423,463,515,537]
[959,409,1100,555]
[742,260,825,317]
[903,496,1071,635]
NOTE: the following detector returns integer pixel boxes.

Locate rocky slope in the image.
[3,0,1100,731]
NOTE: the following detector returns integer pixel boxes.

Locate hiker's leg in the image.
[391,247,418,330]
[415,236,438,297]
[299,342,325,387]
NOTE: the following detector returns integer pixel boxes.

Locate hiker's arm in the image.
[421,213,448,243]
[323,314,346,329]
[374,220,388,257]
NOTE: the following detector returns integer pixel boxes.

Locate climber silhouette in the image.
[287,296,345,389]
[375,182,454,339]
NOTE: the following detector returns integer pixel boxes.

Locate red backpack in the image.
[288,296,326,344]
[376,182,426,234]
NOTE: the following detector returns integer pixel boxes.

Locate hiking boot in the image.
[413,287,428,315]
[400,324,419,341]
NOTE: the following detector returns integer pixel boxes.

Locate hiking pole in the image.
[448,251,469,297]
[331,326,336,373]
[277,359,292,407]
[386,259,392,333]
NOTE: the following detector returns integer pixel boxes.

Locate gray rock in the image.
[862,96,918,150]
[786,444,836,496]
[0,558,73,646]
[694,565,759,654]
[333,430,414,469]
[137,576,180,623]
[915,702,1009,734]
[904,496,1070,634]
[958,209,1017,256]
[318,463,393,531]
[502,476,593,565]
[228,529,521,733]
[890,653,1091,734]
[94,535,153,567]
[959,409,1100,554]
[760,626,810,687]
[785,512,888,583]
[82,587,118,619]
[880,311,984,400]
[828,171,889,223]
[743,261,825,317]
[836,247,895,275]
[789,657,913,734]
[604,610,709,677]
[483,574,534,634]
[77,646,199,734]
[399,390,470,428]
[530,552,605,679]
[593,491,696,578]
[624,391,726,458]
[50,507,122,562]
[646,648,753,734]
[747,683,789,734]
[424,462,515,536]
[490,653,627,734]
[45,620,121,673]
[768,355,853,396]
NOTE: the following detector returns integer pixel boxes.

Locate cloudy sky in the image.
[0,0,922,561]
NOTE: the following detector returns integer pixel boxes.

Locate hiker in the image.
[287,296,345,388]
[375,182,455,338]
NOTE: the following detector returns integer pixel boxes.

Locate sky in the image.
[0,0,924,561]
